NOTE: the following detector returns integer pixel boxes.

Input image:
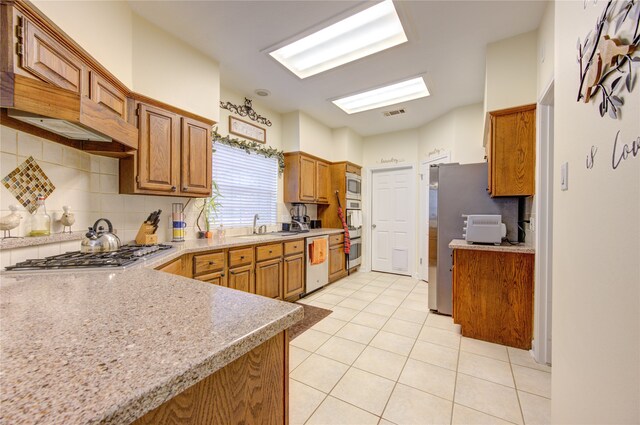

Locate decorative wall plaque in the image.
[229,116,266,144]
[576,0,640,118]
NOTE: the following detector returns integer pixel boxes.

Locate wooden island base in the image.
[133,331,288,425]
[452,248,534,350]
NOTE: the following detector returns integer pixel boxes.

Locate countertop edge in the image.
[110,304,304,424]
[449,239,535,254]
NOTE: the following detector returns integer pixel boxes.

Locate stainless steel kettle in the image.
[81,218,122,253]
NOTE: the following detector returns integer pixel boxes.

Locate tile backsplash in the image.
[0,125,287,264]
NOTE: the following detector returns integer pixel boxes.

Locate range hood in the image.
[7,109,111,142]
[1,73,137,153]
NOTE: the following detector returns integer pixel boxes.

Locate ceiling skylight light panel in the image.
[269,0,407,78]
[333,77,430,114]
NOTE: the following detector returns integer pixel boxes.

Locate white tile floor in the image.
[290,271,551,425]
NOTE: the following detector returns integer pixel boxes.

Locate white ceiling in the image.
[128,1,546,136]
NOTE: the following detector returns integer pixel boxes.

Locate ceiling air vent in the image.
[383,108,406,117]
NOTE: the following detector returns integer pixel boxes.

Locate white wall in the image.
[537,2,555,97]
[332,127,364,165]
[132,14,220,122]
[298,112,337,161]
[418,103,485,165]
[362,128,420,167]
[32,0,134,87]
[552,1,640,422]
[31,1,220,122]
[484,31,538,115]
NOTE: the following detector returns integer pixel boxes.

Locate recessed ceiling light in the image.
[269,0,407,79]
[333,77,430,114]
[254,89,271,97]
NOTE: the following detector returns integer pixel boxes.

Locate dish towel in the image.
[310,238,327,265]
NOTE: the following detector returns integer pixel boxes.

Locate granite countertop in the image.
[143,228,345,269]
[0,229,320,423]
[449,239,535,254]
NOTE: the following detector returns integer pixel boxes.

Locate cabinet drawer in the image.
[157,257,182,276]
[256,243,283,262]
[329,233,344,246]
[229,247,254,268]
[194,270,226,287]
[284,239,304,256]
[193,251,225,275]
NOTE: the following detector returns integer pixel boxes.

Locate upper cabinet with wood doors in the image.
[284,152,330,204]
[120,101,212,197]
[1,1,138,153]
[486,104,536,197]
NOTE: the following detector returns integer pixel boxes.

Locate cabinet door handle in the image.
[183,187,188,191]
[240,256,245,259]
[209,261,216,265]
[221,273,225,277]
[230,271,236,275]
[171,186,177,192]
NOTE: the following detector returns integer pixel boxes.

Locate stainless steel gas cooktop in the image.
[4,244,173,272]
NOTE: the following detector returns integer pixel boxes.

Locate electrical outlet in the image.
[560,162,569,191]
[529,216,535,232]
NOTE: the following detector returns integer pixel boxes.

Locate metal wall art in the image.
[220,97,272,126]
[577,0,640,118]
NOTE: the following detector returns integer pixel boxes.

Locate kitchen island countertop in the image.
[0,237,311,423]
[449,238,535,254]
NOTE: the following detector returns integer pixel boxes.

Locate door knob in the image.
[372,224,377,229]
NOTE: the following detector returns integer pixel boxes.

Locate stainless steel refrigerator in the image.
[427,163,519,315]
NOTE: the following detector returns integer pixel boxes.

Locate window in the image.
[211,143,278,227]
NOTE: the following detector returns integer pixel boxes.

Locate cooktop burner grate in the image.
[5,244,173,271]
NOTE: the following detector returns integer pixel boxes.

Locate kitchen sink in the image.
[235,231,306,239]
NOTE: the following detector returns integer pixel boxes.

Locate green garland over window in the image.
[212,127,285,174]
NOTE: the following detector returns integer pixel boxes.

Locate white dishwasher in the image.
[305,235,329,293]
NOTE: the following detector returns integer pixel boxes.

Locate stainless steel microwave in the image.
[346,172,361,200]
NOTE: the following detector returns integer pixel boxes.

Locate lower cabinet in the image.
[156,257,184,276]
[452,248,534,349]
[132,331,288,424]
[228,264,255,293]
[195,270,227,287]
[283,254,304,300]
[255,258,283,299]
[329,233,347,283]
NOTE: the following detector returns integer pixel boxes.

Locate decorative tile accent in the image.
[2,156,55,213]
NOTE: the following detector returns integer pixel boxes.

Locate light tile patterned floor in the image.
[290,271,551,425]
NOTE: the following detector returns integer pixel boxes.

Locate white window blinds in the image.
[211,143,278,227]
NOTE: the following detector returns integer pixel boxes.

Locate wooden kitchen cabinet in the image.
[255,258,283,300]
[284,152,330,204]
[328,233,347,283]
[452,248,534,349]
[315,160,330,203]
[487,104,536,196]
[133,331,288,425]
[156,257,184,276]
[120,102,212,197]
[228,264,255,293]
[283,239,305,301]
[181,117,212,195]
[135,103,180,193]
[195,270,227,287]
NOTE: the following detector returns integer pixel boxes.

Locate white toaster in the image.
[463,214,506,245]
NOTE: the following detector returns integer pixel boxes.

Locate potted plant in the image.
[196,180,222,239]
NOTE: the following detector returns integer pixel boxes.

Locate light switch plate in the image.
[560,162,569,191]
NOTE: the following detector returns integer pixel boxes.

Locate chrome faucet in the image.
[253,214,260,234]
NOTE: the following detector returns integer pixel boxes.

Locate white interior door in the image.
[371,166,414,276]
[419,153,450,281]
